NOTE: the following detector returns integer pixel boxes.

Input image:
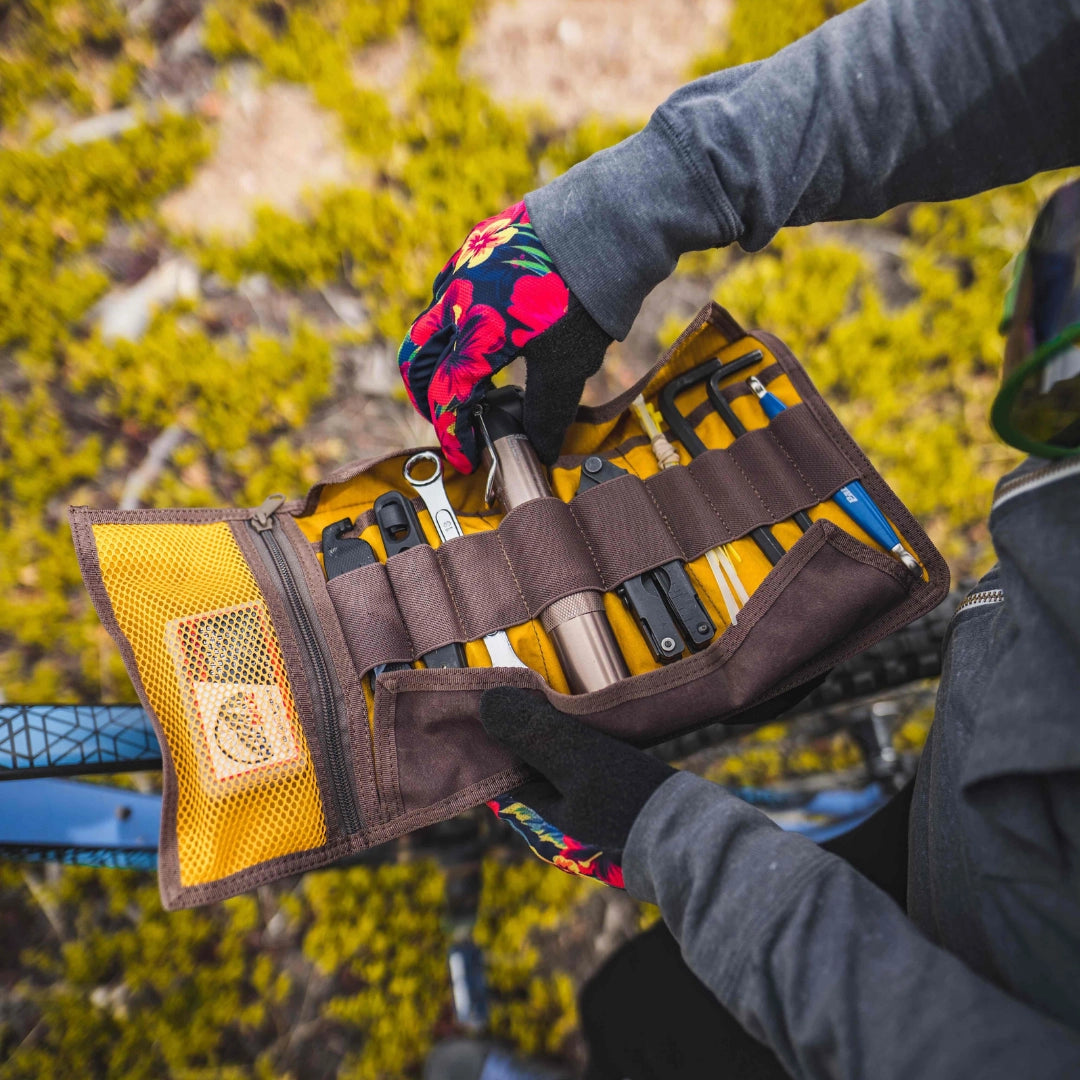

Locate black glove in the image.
[480,687,675,889]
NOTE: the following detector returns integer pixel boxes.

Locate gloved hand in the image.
[480,686,675,889]
[398,201,612,474]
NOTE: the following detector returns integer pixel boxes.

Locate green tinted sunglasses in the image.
[993,179,1080,457]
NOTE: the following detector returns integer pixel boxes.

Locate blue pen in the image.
[747,377,921,575]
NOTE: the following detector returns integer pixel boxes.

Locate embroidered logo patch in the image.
[166,602,303,788]
[192,681,298,782]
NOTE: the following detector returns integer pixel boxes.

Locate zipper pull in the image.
[250,493,286,532]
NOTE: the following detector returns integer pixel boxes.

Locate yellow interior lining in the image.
[297,331,924,715]
[93,522,327,887]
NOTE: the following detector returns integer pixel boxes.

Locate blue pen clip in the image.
[747,377,920,575]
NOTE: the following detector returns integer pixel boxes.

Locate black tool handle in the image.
[372,493,468,669]
[420,642,468,669]
[651,562,715,651]
[706,371,814,535]
[321,517,380,577]
[374,491,427,557]
[657,350,764,457]
[617,573,686,663]
[321,518,411,675]
[579,455,707,663]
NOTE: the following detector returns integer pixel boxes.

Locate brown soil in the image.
[463,0,730,127]
[161,74,363,239]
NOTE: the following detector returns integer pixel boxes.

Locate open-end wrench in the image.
[403,451,529,670]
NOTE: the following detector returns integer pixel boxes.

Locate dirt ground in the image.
[160,73,363,238]
[158,0,733,459]
[464,0,730,127]
[166,0,731,239]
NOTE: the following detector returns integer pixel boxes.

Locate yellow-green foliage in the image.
[0,0,143,128]
[705,702,935,787]
[691,0,863,74]
[705,720,863,788]
[473,860,589,1057]
[302,864,448,1080]
[0,857,592,1076]
[67,312,333,501]
[5,867,292,1078]
[3,0,1075,1070]
[192,0,551,342]
[0,116,209,357]
[0,116,212,701]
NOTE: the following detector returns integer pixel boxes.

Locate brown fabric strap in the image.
[323,401,859,674]
[571,476,685,584]
[386,543,468,657]
[326,563,415,674]
[437,530,531,640]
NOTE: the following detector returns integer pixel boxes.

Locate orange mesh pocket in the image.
[93,521,327,887]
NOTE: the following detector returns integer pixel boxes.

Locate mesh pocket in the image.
[93,521,327,886]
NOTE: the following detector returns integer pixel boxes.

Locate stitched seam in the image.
[749,332,864,482]
[684,463,732,535]
[383,566,418,660]
[766,425,817,501]
[729,448,772,518]
[568,501,607,587]
[494,532,534,622]
[435,550,469,644]
[612,447,686,567]
[642,479,686,558]
[495,532,551,683]
[653,110,742,242]
[380,688,405,819]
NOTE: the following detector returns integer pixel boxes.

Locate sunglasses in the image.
[994,178,1080,458]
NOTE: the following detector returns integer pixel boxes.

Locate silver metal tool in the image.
[477,389,630,694]
[403,451,529,670]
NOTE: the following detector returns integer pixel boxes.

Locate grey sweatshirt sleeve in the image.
[526,0,1080,339]
[624,771,1080,1080]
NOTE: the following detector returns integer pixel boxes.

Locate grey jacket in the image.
[627,457,1080,1079]
[527,0,1080,341]
[526,0,1080,1075]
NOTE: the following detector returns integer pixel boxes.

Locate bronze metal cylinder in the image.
[486,433,629,693]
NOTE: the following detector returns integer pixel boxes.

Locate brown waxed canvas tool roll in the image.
[70,303,949,909]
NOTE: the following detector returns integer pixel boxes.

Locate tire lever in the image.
[320,517,411,676]
[372,492,468,669]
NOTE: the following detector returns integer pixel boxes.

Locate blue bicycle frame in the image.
[0,704,890,868]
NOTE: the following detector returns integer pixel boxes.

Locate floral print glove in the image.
[480,687,675,890]
[398,201,612,473]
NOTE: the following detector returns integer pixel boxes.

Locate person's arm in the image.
[528,0,1080,340]
[625,770,1080,1080]
[480,687,1080,1079]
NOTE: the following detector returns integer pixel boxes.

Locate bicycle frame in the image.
[0,703,898,867]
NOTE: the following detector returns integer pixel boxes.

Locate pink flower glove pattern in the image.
[398,202,570,473]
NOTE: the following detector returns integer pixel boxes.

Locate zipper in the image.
[992,457,1080,513]
[954,588,1004,615]
[250,494,361,836]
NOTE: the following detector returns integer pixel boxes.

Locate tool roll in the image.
[70,303,949,909]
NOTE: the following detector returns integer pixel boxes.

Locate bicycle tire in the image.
[648,587,964,763]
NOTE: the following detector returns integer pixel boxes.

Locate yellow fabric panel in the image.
[93,522,327,886]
